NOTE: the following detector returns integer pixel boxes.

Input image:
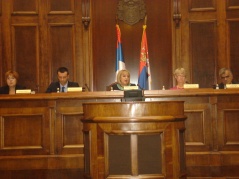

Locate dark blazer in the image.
[0,85,26,94]
[45,81,79,93]
[111,83,136,91]
[218,81,237,89]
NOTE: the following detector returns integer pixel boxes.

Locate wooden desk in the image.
[0,89,239,178]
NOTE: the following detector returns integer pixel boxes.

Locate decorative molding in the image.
[117,0,146,26]
[82,0,90,29]
[173,0,181,28]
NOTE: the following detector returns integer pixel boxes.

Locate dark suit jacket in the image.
[111,83,136,91]
[45,81,79,93]
[218,81,237,89]
[0,85,26,94]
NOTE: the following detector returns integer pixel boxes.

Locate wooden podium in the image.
[82,101,187,179]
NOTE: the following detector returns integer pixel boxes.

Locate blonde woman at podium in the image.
[0,70,25,94]
[111,69,136,91]
[170,68,187,90]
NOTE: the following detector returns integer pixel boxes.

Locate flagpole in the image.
[116,15,118,25]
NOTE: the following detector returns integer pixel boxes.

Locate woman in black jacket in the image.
[0,70,25,94]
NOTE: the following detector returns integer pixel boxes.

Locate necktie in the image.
[62,87,65,92]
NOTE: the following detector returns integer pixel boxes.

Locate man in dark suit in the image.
[45,67,79,93]
[218,68,235,89]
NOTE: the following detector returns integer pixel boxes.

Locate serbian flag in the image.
[115,24,126,81]
[138,25,151,90]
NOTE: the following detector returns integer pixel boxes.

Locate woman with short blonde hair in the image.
[111,69,136,90]
[170,68,187,90]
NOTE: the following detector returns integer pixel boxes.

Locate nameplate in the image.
[183,84,199,89]
[123,86,139,90]
[16,89,32,94]
[67,87,82,92]
[226,84,239,89]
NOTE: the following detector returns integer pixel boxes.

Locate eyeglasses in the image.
[221,75,230,79]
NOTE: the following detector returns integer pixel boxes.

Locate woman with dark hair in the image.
[0,70,25,94]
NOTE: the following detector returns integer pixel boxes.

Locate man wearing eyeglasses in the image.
[218,68,235,89]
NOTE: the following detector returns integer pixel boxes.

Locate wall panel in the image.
[190,21,216,87]
[12,0,38,14]
[55,101,84,155]
[227,0,239,8]
[229,20,239,82]
[0,107,50,156]
[0,0,2,15]
[49,25,75,82]
[12,25,39,90]
[0,23,2,85]
[189,0,216,11]
[224,111,239,144]
[185,111,204,143]
[48,0,74,13]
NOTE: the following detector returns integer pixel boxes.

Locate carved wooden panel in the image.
[0,0,2,15]
[218,102,239,151]
[185,109,212,151]
[0,23,2,85]
[185,111,204,143]
[49,25,75,82]
[56,114,84,154]
[48,0,74,13]
[229,21,239,82]
[63,115,83,144]
[224,110,239,145]
[12,25,38,90]
[227,0,239,9]
[190,21,216,87]
[4,116,42,146]
[55,100,84,154]
[189,0,216,11]
[0,108,50,155]
[12,0,38,14]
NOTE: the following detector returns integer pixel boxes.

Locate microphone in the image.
[85,83,90,91]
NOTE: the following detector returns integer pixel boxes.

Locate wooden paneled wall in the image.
[179,0,239,88]
[92,0,173,91]
[0,0,239,91]
[0,0,85,92]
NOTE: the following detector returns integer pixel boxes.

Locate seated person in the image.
[46,67,79,93]
[111,69,136,90]
[217,68,235,89]
[0,70,25,94]
[170,68,187,90]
